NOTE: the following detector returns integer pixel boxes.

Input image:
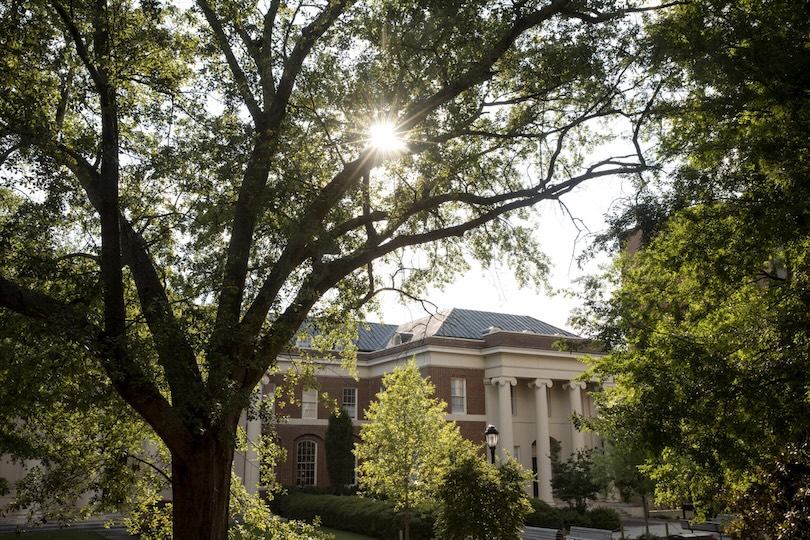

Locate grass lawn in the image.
[320,526,377,540]
[0,532,108,539]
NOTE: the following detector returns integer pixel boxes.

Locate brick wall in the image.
[422,366,486,415]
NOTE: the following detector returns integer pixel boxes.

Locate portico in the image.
[484,339,601,503]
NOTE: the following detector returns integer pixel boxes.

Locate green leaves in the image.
[355,359,463,513]
[435,443,533,540]
[577,0,810,523]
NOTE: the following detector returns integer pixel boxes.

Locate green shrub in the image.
[586,507,621,530]
[270,492,435,540]
[524,499,564,529]
[556,507,592,529]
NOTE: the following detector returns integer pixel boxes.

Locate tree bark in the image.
[170,434,235,540]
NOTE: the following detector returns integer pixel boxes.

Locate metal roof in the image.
[356,308,577,351]
[355,322,399,352]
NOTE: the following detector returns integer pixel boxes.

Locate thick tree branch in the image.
[211,1,354,368]
[196,0,263,124]
[49,1,103,91]
[0,274,182,446]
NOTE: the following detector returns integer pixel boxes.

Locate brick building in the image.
[244,307,604,503]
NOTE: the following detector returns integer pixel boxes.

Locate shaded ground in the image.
[0,517,713,540]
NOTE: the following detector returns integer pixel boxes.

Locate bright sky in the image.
[373,176,632,333]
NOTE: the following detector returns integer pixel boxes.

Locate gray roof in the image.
[356,322,399,352]
[355,308,577,351]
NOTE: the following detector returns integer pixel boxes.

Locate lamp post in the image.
[484,424,499,464]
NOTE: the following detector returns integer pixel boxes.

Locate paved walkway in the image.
[617,517,721,539]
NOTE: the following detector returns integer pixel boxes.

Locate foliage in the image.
[524,499,563,530]
[0,315,170,525]
[590,440,655,532]
[591,443,654,504]
[550,442,599,512]
[572,0,810,530]
[0,0,663,536]
[585,507,621,531]
[227,474,331,540]
[269,492,435,540]
[325,409,356,488]
[728,442,810,540]
[434,442,533,540]
[554,507,590,529]
[355,359,463,540]
[125,500,173,540]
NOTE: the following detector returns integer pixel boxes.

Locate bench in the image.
[521,526,564,540]
[567,526,613,540]
[678,519,725,539]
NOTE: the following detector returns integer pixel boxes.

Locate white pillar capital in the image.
[529,379,553,389]
[564,381,587,391]
[491,376,517,387]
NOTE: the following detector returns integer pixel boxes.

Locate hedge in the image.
[269,492,435,540]
[269,492,621,538]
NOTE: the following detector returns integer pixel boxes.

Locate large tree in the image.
[0,0,661,537]
[574,0,810,534]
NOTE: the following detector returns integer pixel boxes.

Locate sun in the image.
[367,120,406,154]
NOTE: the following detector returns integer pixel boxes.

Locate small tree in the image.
[435,442,533,540]
[355,359,463,540]
[591,442,656,535]
[550,441,599,512]
[325,408,355,489]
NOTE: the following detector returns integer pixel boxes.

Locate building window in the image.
[510,385,517,416]
[296,440,317,486]
[302,389,317,419]
[513,446,521,462]
[450,378,466,414]
[343,387,358,419]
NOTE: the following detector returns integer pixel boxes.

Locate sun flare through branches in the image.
[367,120,407,155]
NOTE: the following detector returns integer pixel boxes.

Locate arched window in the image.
[296,440,317,486]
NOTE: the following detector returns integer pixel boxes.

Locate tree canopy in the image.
[0,0,662,537]
[355,359,463,540]
[435,441,533,540]
[574,0,810,534]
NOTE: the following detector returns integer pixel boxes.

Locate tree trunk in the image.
[642,494,650,535]
[170,434,235,540]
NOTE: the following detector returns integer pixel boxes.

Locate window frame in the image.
[450,377,467,414]
[302,389,318,419]
[342,387,358,420]
[295,440,317,487]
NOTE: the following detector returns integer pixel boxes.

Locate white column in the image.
[491,376,517,462]
[565,381,587,452]
[529,379,554,503]
[244,383,263,494]
[484,378,499,427]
